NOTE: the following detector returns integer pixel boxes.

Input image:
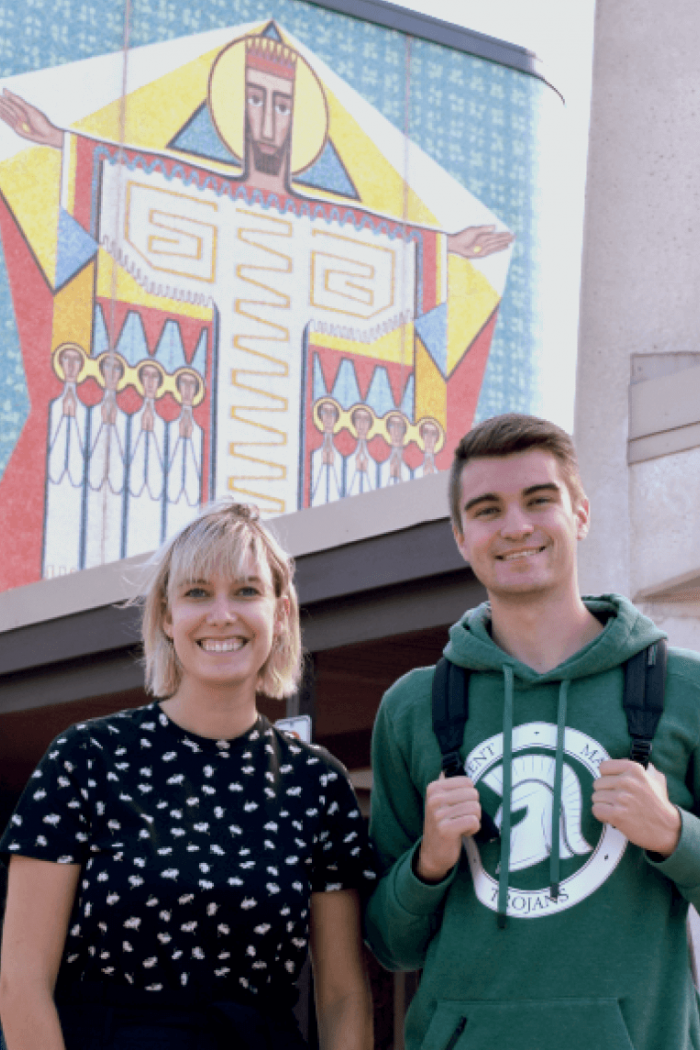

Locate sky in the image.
[395,0,598,430]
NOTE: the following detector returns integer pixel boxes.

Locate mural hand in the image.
[592,758,681,857]
[102,400,117,426]
[447,224,515,260]
[142,404,155,432]
[62,389,77,417]
[0,89,64,148]
[416,773,481,883]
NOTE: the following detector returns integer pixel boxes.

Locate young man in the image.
[365,413,700,1050]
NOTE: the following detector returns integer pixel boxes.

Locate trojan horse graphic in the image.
[483,753,593,873]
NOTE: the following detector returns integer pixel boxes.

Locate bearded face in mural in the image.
[243,43,294,184]
[0,18,515,588]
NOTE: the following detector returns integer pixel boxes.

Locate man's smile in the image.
[497,546,547,561]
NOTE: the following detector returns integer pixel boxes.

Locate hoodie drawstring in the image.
[496,671,571,928]
[496,665,514,928]
[550,679,570,901]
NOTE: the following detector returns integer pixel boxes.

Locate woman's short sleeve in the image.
[0,726,91,866]
[311,758,378,895]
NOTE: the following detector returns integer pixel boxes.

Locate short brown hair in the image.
[449,413,585,533]
[139,500,301,699]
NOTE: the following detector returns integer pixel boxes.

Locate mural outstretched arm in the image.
[0,89,64,149]
[447,224,514,259]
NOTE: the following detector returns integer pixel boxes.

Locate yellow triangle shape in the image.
[414,337,447,426]
[317,85,439,225]
[446,255,500,376]
[51,259,96,351]
[0,146,60,286]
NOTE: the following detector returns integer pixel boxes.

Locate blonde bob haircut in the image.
[140,500,301,700]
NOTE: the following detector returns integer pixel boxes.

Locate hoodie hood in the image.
[444,593,666,683]
[443,593,666,926]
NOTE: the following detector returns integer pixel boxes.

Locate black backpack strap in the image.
[432,657,469,778]
[623,639,667,768]
[431,659,499,843]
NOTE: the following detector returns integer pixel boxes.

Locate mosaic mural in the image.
[0,0,549,590]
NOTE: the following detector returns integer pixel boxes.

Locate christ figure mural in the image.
[0,18,515,581]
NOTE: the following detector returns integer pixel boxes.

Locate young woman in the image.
[0,502,376,1050]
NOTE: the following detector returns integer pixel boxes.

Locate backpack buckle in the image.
[474,811,500,845]
[629,738,652,768]
[441,751,463,778]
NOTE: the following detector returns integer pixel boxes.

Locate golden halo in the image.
[52,342,87,382]
[348,403,376,440]
[173,368,205,408]
[381,411,409,442]
[208,33,329,176]
[313,397,342,434]
[417,416,445,454]
[96,352,129,392]
[135,359,166,398]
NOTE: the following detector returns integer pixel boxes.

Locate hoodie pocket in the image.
[421,998,635,1050]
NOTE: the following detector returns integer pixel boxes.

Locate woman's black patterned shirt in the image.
[0,704,377,1004]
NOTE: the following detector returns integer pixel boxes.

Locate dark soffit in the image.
[0,519,473,680]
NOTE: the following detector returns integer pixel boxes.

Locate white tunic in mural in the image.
[125,398,167,557]
[84,391,128,569]
[166,404,204,539]
[43,383,87,577]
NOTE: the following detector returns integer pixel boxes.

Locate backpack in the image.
[431,639,668,844]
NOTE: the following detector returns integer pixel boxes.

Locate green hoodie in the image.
[366,595,700,1050]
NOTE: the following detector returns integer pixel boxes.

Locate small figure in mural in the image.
[84,354,127,569]
[43,343,88,578]
[311,399,343,506]
[346,406,376,497]
[380,413,411,487]
[418,418,442,477]
[125,361,167,557]
[166,370,205,538]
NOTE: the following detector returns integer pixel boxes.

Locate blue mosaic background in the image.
[0,0,549,474]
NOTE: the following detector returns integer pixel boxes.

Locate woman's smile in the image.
[198,637,248,653]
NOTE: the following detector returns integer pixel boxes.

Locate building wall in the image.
[576,0,700,648]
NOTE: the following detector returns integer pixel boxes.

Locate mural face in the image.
[0,5,544,591]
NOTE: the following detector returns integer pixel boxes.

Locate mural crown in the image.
[245,36,297,81]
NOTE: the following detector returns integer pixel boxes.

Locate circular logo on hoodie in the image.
[463,722,628,919]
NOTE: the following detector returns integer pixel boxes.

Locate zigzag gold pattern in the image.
[228,209,293,513]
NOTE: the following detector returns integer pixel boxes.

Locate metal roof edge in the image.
[300,0,549,84]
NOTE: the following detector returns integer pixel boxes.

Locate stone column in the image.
[575,0,700,646]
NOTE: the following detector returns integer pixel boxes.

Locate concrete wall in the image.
[576,0,700,648]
